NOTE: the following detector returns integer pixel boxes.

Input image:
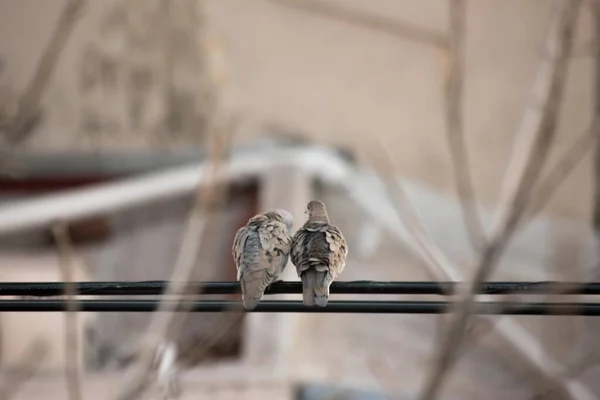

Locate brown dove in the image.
[232,209,294,310]
[291,200,348,307]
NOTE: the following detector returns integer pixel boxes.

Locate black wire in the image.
[0,300,599,315]
[0,280,599,297]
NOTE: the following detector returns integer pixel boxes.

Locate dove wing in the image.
[233,215,292,310]
[291,227,310,276]
[324,224,348,278]
[256,218,292,276]
[291,223,347,277]
[233,216,292,278]
[291,223,329,275]
[232,224,252,280]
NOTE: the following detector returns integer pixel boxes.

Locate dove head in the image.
[272,209,294,231]
[305,200,329,223]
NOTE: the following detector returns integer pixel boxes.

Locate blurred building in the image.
[0,0,598,399]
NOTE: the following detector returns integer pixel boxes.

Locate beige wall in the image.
[0,0,595,220]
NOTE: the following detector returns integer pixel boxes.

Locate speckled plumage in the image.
[232,209,294,310]
[291,200,348,307]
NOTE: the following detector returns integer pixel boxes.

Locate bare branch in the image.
[371,144,459,282]
[52,223,84,400]
[444,0,486,251]
[110,138,223,400]
[559,346,600,379]
[0,0,85,162]
[448,111,600,362]
[591,0,600,236]
[420,2,581,399]
[110,5,233,396]
[267,0,448,49]
[177,311,245,367]
[526,118,600,223]
[19,0,84,117]
[369,139,468,351]
[368,136,595,399]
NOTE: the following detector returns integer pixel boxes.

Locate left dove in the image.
[232,209,294,310]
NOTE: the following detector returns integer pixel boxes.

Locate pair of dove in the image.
[232,200,348,310]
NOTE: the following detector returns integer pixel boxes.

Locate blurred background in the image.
[0,0,598,399]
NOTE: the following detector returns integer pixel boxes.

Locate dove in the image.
[232,209,294,310]
[291,200,348,307]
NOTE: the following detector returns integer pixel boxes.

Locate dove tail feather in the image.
[300,273,315,306]
[301,269,330,307]
[242,296,261,310]
[240,268,273,310]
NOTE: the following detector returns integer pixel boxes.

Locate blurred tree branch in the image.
[0,0,85,166]
[444,0,486,252]
[591,0,600,238]
[421,1,582,399]
[53,223,84,400]
[109,2,235,398]
[268,0,448,49]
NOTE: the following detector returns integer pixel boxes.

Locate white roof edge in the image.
[0,145,352,235]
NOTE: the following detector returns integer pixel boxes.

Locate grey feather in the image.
[232,209,294,310]
[291,200,348,307]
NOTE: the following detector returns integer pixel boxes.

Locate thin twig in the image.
[526,118,600,223]
[177,311,245,368]
[20,0,84,116]
[548,0,600,386]
[453,117,600,355]
[371,147,460,283]
[447,122,600,363]
[52,223,83,400]
[267,0,448,49]
[150,180,246,398]
[111,4,231,396]
[444,0,486,251]
[420,2,580,399]
[591,0,600,235]
[368,139,465,351]
[364,129,595,400]
[0,0,85,163]
[443,117,600,380]
[0,340,50,400]
[110,137,222,400]
[559,346,600,379]
[370,139,589,398]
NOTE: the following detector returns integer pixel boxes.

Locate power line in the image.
[1,280,599,297]
[1,299,599,315]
